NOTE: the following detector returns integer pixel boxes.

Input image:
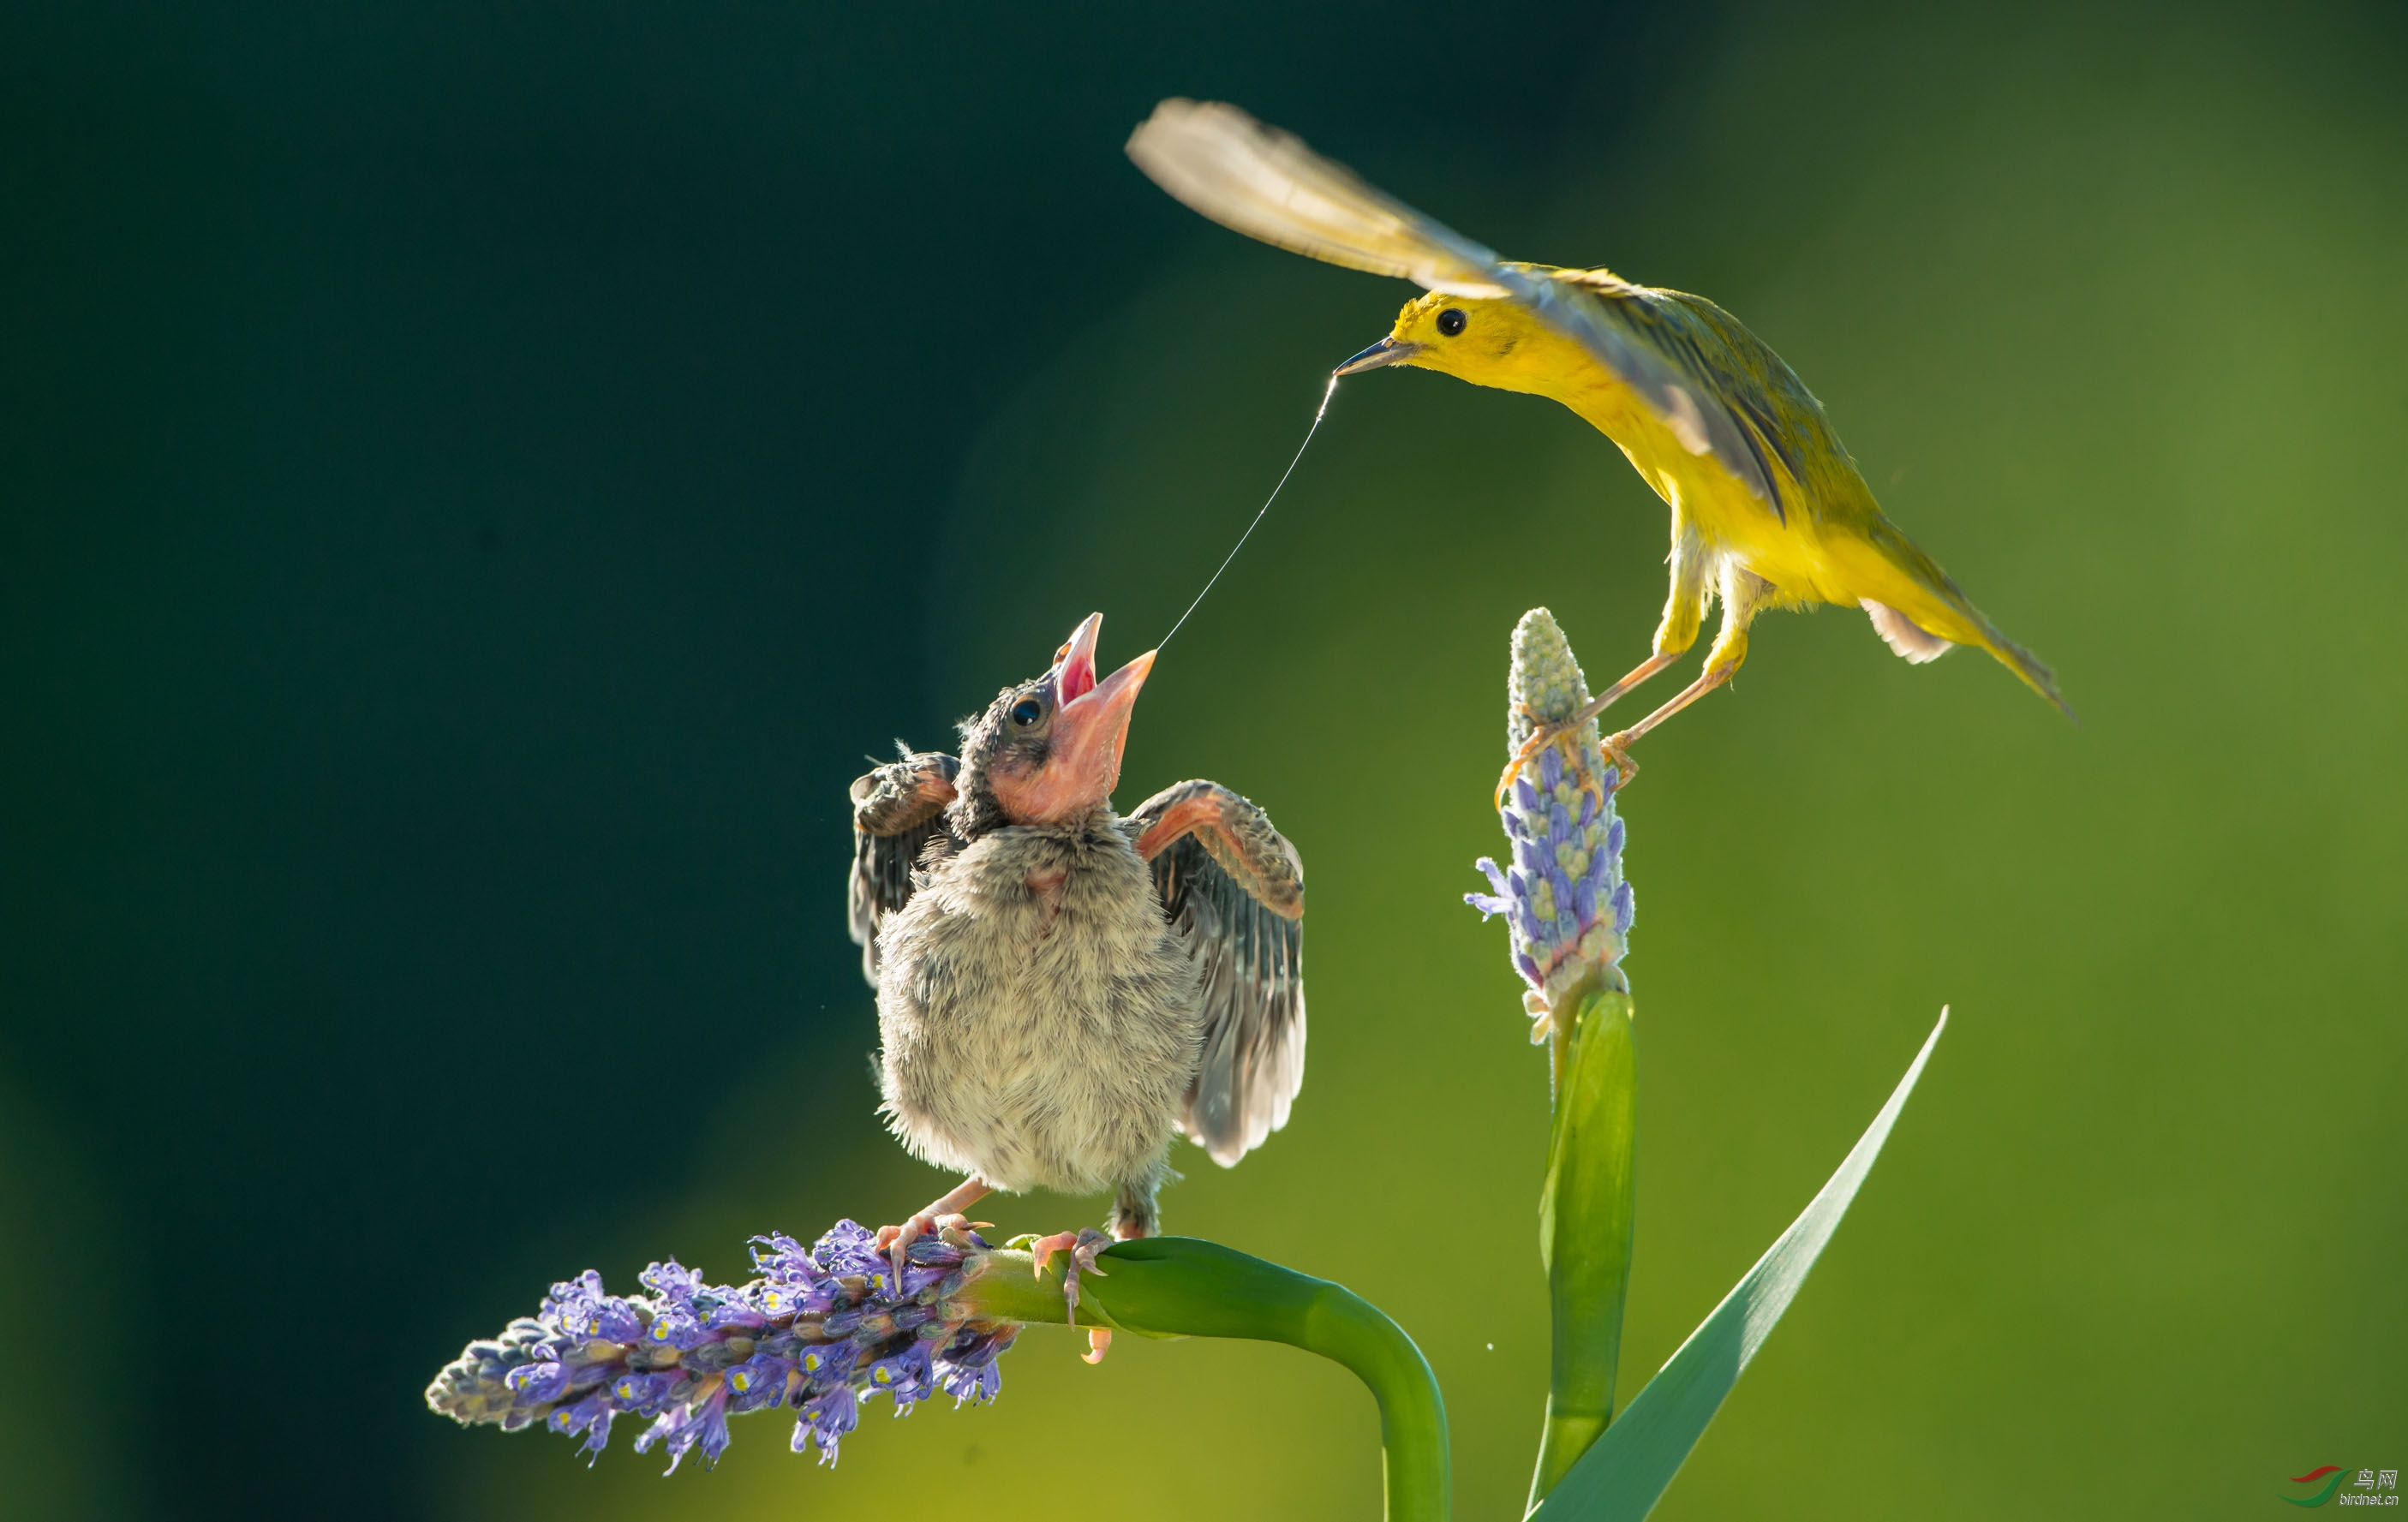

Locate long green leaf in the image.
[1527,1010,1948,1522]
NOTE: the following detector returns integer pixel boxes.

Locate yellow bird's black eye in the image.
[1011,699,1043,727]
[1437,307,1467,337]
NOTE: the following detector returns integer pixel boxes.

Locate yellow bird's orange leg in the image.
[1494,648,1684,806]
[1595,657,1743,792]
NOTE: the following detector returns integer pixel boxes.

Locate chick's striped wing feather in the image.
[847,750,960,986]
[1126,98,1776,507]
[1126,98,1512,298]
[1128,779,1305,1168]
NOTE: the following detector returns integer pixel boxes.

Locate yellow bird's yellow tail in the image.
[1863,519,2075,721]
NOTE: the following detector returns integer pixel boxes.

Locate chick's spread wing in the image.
[847,750,960,985]
[1126,779,1306,1169]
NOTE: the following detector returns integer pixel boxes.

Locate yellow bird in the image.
[1126,100,2070,794]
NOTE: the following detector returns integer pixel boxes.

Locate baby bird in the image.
[848,613,1306,1357]
[1127,100,2070,795]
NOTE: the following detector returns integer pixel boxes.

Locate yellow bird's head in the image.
[1334,287,1587,400]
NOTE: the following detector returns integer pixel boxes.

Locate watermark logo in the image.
[2284,1467,2400,1507]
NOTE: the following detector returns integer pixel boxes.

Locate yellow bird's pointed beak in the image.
[1334,336,1420,375]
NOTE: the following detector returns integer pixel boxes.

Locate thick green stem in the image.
[1529,985,1637,1511]
[960,1237,1449,1522]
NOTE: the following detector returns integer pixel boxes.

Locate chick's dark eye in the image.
[1436,307,1467,337]
[1010,699,1043,727]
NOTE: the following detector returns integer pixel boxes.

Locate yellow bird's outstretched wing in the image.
[1126,98,1513,297]
[1127,99,1777,508]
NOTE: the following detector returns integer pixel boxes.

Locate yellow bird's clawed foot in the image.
[1496,721,1565,808]
[1027,1227,1114,1359]
[1496,725,1639,806]
[1600,731,1640,792]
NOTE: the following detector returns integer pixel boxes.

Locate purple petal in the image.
[640,1260,707,1304]
[1586,843,1615,891]
[505,1360,570,1406]
[1539,745,1564,789]
[812,1220,883,1277]
[547,1393,615,1464]
[795,1385,858,1466]
[797,1340,859,1386]
[608,1370,681,1418]
[726,1354,796,1414]
[1514,910,1550,952]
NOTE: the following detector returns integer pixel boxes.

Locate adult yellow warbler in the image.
[1126,100,2070,792]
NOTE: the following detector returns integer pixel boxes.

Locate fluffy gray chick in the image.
[848,612,1306,1269]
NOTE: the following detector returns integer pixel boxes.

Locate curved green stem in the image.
[960,1237,1449,1522]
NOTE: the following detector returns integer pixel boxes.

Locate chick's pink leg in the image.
[874,1175,992,1277]
[1028,1227,1114,1363]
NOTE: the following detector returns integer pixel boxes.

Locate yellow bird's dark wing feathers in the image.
[1126,100,1779,507]
[1529,272,1796,513]
[1126,98,1513,297]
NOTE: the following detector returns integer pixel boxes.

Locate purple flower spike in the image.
[427,1215,1021,1477]
[1466,609,1634,1018]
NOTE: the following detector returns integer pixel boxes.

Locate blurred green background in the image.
[3,1,2401,1517]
